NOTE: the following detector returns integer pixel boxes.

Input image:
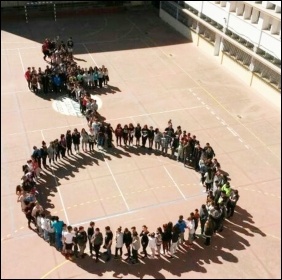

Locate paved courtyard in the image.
[1,7,281,279]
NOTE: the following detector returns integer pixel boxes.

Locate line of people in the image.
[16,117,240,264]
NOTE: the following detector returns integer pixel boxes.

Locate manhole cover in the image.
[237,115,242,119]
[52,94,103,117]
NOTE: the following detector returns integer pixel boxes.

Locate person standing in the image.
[204,218,214,246]
[47,142,55,166]
[81,128,89,152]
[52,216,64,252]
[87,221,95,256]
[76,226,87,258]
[147,126,154,150]
[114,227,124,259]
[193,209,200,238]
[59,134,67,158]
[67,37,74,58]
[148,232,157,259]
[66,130,73,156]
[134,123,141,147]
[104,226,113,262]
[63,226,75,260]
[40,141,48,168]
[91,227,103,263]
[123,228,132,260]
[131,231,140,264]
[140,225,149,258]
[200,204,209,235]
[169,225,179,258]
[88,128,96,152]
[114,124,123,147]
[24,67,32,90]
[72,128,81,154]
[175,215,187,245]
[141,125,149,148]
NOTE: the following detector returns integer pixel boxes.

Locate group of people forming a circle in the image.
[17,36,240,264]
[17,117,240,264]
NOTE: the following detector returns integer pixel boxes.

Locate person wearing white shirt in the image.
[114,227,124,259]
[186,217,195,246]
[148,232,157,259]
[63,226,75,259]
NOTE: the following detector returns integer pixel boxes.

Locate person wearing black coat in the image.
[72,128,81,153]
[140,225,149,258]
[123,228,132,260]
[66,130,73,156]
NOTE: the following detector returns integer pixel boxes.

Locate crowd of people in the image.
[17,36,240,264]
[24,35,109,122]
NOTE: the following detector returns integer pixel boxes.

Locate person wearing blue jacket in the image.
[175,215,187,245]
[52,74,62,93]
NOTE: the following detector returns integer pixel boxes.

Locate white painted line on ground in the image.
[83,43,98,66]
[72,193,204,227]
[221,121,226,125]
[245,145,249,149]
[227,127,238,136]
[197,97,201,100]
[238,138,243,142]
[18,48,25,73]
[211,111,215,115]
[102,154,130,211]
[163,166,186,200]
[216,116,220,120]
[41,130,70,225]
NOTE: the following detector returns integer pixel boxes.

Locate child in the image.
[148,232,157,259]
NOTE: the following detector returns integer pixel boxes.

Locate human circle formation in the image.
[19,36,240,264]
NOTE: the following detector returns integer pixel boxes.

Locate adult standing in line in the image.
[200,204,209,235]
[131,231,140,264]
[72,128,81,154]
[63,226,75,260]
[66,130,73,156]
[147,126,154,150]
[52,216,64,252]
[77,226,87,258]
[134,123,142,147]
[91,228,103,263]
[40,141,48,169]
[204,218,214,246]
[24,67,32,90]
[141,125,149,148]
[175,215,187,245]
[104,226,113,262]
[140,225,149,258]
[67,37,74,59]
[114,227,124,259]
[87,221,95,256]
[123,228,132,260]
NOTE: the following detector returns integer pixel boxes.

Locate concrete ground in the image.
[1,7,281,279]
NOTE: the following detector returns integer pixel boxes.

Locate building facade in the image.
[160,1,281,94]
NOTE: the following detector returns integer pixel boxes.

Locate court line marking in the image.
[41,130,70,225]
[163,166,187,200]
[129,19,280,160]
[6,105,204,136]
[40,260,69,279]
[102,154,130,211]
[18,48,25,72]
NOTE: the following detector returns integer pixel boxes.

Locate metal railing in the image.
[161,1,281,90]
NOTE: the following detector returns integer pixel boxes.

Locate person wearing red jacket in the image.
[24,67,31,89]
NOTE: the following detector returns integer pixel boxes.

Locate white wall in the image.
[184,1,202,12]
[260,32,281,59]
[201,1,227,26]
[228,14,261,44]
